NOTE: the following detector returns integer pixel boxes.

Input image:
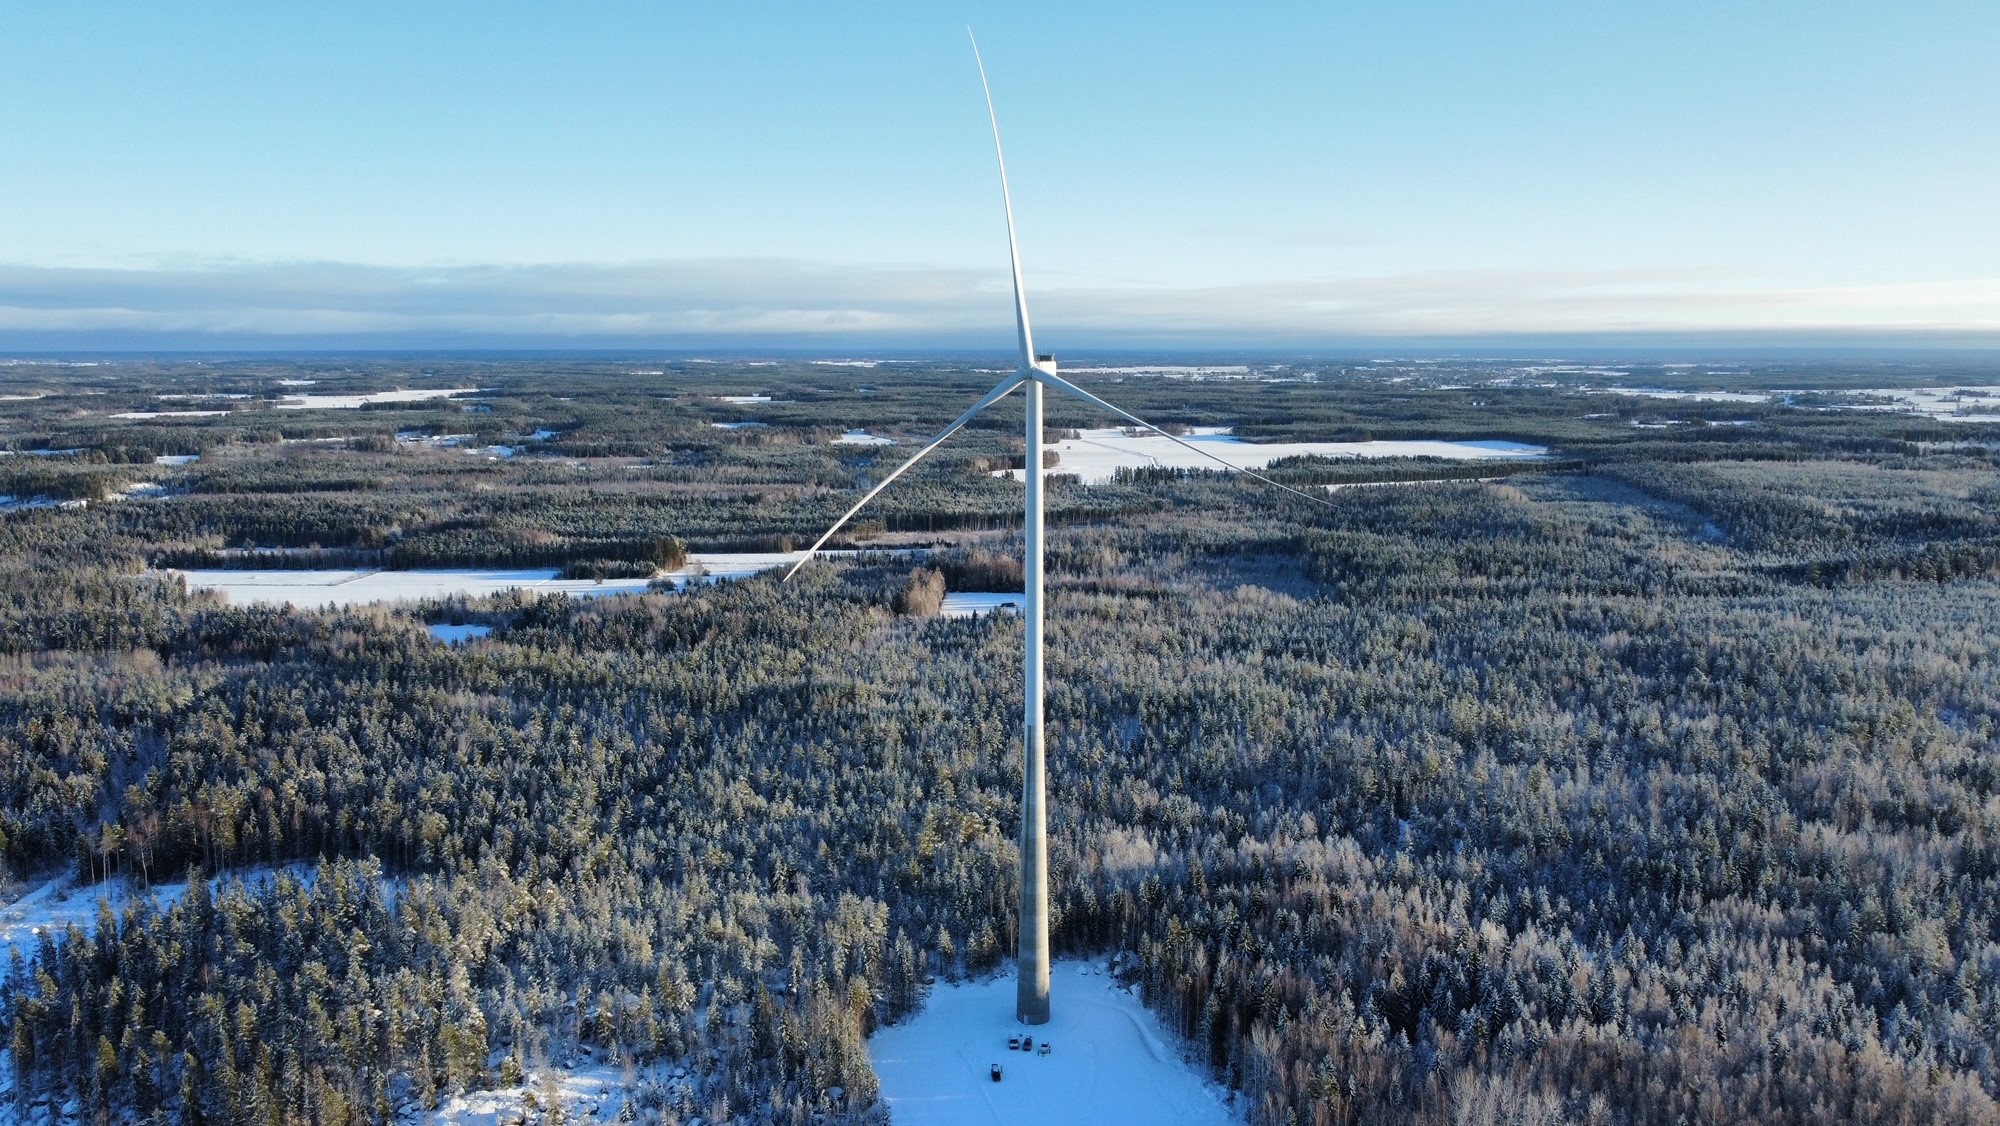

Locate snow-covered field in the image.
[995,428,1546,485]
[277,387,481,410]
[111,409,230,419]
[834,429,898,445]
[177,568,656,607]
[1840,385,2000,422]
[176,552,891,608]
[1598,388,1772,403]
[939,593,1022,618]
[871,960,1239,1126]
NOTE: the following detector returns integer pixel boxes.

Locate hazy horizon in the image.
[4,3,1994,350]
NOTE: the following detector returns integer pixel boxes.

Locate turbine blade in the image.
[1032,370,1338,508]
[783,373,1028,581]
[969,30,1037,371]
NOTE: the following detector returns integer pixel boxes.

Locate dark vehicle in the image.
[1022,1036,1033,1052]
[991,1064,1003,1083]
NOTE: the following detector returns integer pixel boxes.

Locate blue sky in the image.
[1,2,1995,349]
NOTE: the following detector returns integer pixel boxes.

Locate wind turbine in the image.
[785,34,1332,1025]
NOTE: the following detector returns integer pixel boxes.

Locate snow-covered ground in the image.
[177,568,656,607]
[995,428,1546,485]
[176,551,894,608]
[1597,388,1772,403]
[1064,365,1252,378]
[717,395,772,404]
[111,409,231,419]
[0,867,317,968]
[939,593,1022,618]
[414,1063,631,1126]
[871,960,1239,1126]
[1837,385,2000,422]
[712,421,767,429]
[834,429,898,445]
[154,454,200,465]
[277,388,480,410]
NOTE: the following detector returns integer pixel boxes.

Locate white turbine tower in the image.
[785,34,1332,1025]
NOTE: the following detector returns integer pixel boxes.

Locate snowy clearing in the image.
[1596,388,1771,403]
[277,388,480,410]
[834,429,899,445]
[1064,365,1255,379]
[1,866,318,969]
[111,409,230,419]
[871,960,1238,1126]
[712,421,768,430]
[154,454,200,465]
[177,568,656,607]
[994,428,1546,485]
[717,395,772,404]
[1835,385,2000,422]
[175,552,893,608]
[939,593,1022,618]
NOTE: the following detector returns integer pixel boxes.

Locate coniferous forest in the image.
[1,357,1998,1124]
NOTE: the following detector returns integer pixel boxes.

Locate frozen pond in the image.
[997,428,1546,485]
[175,551,890,608]
[870,960,1238,1126]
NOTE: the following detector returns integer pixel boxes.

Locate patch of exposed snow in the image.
[833,429,898,446]
[871,960,1239,1126]
[0,448,83,458]
[276,378,319,386]
[711,421,767,430]
[718,395,772,404]
[1064,365,1251,378]
[1,867,318,968]
[939,593,1023,618]
[111,409,230,419]
[174,552,896,608]
[154,454,200,465]
[1595,388,1770,403]
[1832,385,2000,422]
[176,568,658,607]
[993,428,1546,485]
[278,388,480,410]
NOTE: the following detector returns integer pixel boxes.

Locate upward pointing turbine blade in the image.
[970,30,1036,372]
[781,372,1026,581]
